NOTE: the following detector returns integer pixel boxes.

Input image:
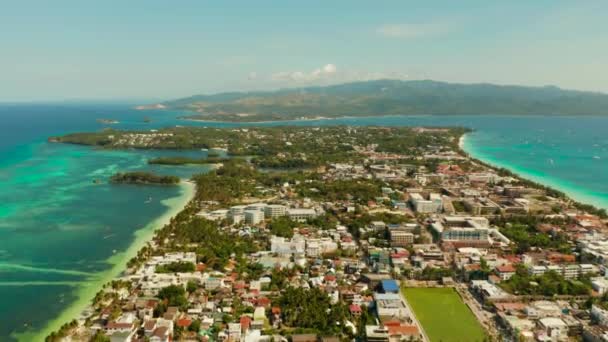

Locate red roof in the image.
[496,264,516,273]
[349,304,362,313]
[383,320,402,327]
[257,297,271,306]
[240,315,252,329]
[388,325,419,336]
[271,307,281,314]
[324,275,336,282]
[177,318,192,327]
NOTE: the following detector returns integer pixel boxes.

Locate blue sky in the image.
[1,0,607,101]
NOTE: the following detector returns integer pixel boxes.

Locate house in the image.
[538,317,567,341]
[495,264,516,281]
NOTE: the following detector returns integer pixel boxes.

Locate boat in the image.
[145,196,153,203]
[96,118,119,124]
[593,156,601,160]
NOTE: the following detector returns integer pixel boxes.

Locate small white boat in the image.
[593,156,601,160]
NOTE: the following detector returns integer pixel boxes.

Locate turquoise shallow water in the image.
[1,104,607,340]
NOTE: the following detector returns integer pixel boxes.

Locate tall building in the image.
[244,210,264,225]
[264,204,286,218]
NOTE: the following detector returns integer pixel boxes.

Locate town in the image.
[48,126,608,342]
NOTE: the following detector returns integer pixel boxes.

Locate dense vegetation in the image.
[50,126,466,168]
[148,156,230,165]
[161,80,608,122]
[499,265,591,296]
[268,217,299,238]
[275,287,348,335]
[491,216,573,254]
[110,171,179,185]
[155,261,196,273]
[157,285,188,308]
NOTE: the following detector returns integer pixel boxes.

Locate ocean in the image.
[1,104,607,340]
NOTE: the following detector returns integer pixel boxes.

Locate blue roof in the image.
[381,279,399,292]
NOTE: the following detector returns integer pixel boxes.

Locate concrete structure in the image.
[264,204,286,218]
[287,208,318,222]
[538,317,567,341]
[244,210,264,225]
[390,230,414,247]
[409,193,443,213]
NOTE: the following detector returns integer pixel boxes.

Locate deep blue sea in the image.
[1,104,607,340]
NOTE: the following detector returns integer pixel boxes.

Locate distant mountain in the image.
[161,80,608,121]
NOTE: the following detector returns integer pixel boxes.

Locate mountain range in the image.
[159,79,608,122]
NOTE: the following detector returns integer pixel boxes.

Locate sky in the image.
[0,0,607,101]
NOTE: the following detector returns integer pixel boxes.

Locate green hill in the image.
[161,79,608,121]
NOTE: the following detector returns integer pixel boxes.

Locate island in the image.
[141,79,608,122]
[46,125,608,342]
[109,171,180,185]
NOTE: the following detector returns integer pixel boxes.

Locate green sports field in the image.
[403,287,486,342]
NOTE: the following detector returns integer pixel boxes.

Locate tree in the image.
[157,285,188,308]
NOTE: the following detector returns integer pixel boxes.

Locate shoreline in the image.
[14,181,196,342]
[460,132,608,211]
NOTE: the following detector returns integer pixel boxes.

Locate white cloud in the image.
[272,63,338,82]
[376,23,448,39]
[247,72,257,80]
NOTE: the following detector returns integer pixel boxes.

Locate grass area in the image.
[403,287,486,342]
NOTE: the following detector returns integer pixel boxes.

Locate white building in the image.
[264,204,286,218]
[271,236,305,256]
[287,208,318,222]
[244,210,265,225]
[538,317,567,341]
[409,193,443,213]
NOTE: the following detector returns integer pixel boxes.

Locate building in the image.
[287,208,318,222]
[463,197,501,215]
[264,204,286,218]
[244,210,264,225]
[495,265,516,281]
[538,317,567,341]
[442,227,489,241]
[366,326,389,342]
[390,230,414,247]
[271,236,305,256]
[230,205,247,216]
[373,293,409,321]
[409,193,443,213]
[431,216,492,246]
[381,280,400,293]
